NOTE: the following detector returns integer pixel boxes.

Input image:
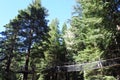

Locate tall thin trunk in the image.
[6,56,11,72]
[23,44,31,80]
[5,56,12,80]
[23,29,32,80]
[23,53,30,80]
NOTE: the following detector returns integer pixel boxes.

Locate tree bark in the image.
[23,54,29,80]
[23,29,32,80]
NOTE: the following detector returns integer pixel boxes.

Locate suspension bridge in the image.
[44,57,120,80]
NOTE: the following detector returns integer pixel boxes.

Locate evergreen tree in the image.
[63,27,75,62]
[45,18,61,66]
[16,0,49,80]
[60,23,69,63]
[0,0,49,80]
[101,0,120,79]
[62,23,67,35]
[67,0,115,79]
[0,18,20,80]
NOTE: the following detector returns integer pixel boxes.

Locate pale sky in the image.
[0,0,76,32]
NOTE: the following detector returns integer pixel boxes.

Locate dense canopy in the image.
[0,0,120,80]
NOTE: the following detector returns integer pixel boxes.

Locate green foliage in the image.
[67,0,108,63]
[0,0,49,80]
[64,0,120,79]
[86,75,116,80]
[103,76,116,80]
[62,23,67,35]
[44,18,61,66]
[1,0,120,80]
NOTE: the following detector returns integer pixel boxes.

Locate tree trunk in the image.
[23,45,31,80]
[6,57,11,72]
[5,56,12,80]
[23,54,29,80]
[23,29,32,80]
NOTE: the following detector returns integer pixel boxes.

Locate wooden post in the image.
[46,73,51,80]
[55,73,57,80]
[72,72,77,80]
[66,72,70,80]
